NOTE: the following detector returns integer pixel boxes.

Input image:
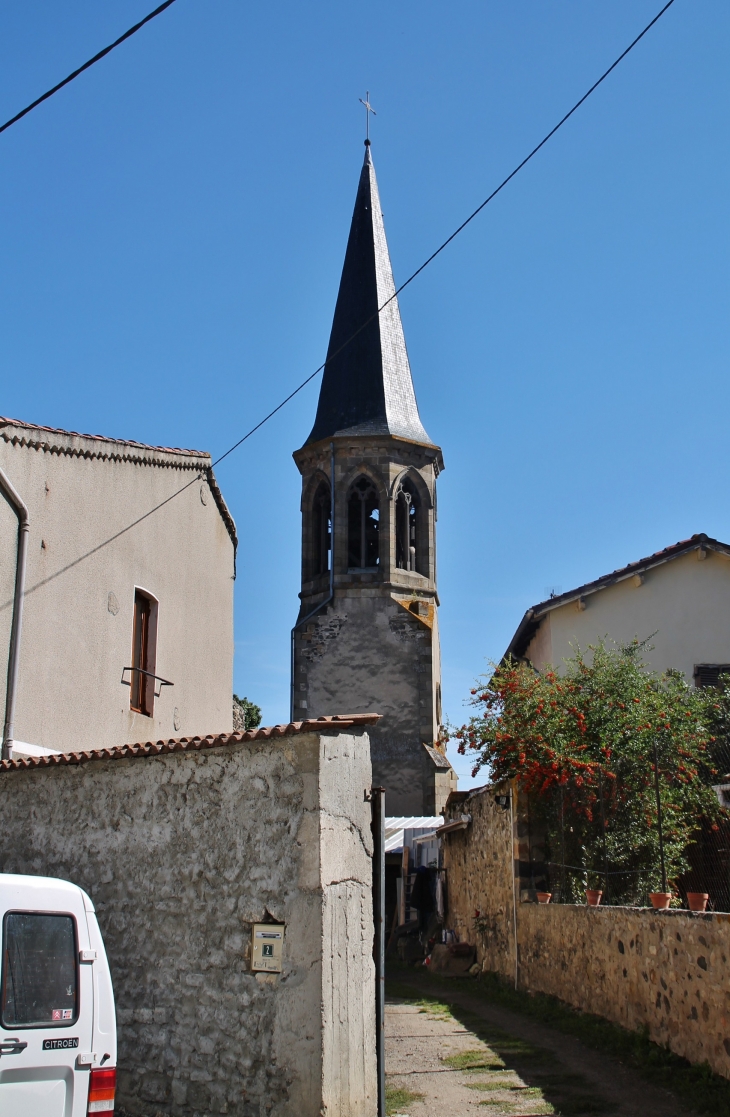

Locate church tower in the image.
[292,142,456,815]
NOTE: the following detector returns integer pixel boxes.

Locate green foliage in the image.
[701,676,730,777]
[442,1049,503,1070]
[451,641,725,894]
[233,694,262,731]
[384,1084,424,1115]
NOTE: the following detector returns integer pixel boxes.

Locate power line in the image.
[0,0,179,136]
[381,0,678,306]
[211,0,677,471]
[6,0,678,602]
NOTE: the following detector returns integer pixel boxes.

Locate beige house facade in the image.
[505,533,730,683]
[0,416,236,756]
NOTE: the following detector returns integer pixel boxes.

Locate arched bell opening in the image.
[311,480,332,578]
[347,476,380,569]
[395,478,422,574]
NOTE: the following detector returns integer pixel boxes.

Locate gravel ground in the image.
[385,973,691,1117]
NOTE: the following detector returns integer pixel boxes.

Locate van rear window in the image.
[1,912,78,1028]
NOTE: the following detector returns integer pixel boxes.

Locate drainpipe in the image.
[0,469,29,761]
[290,442,335,720]
[509,782,519,991]
[371,785,386,1117]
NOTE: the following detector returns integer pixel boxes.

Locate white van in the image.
[0,874,116,1117]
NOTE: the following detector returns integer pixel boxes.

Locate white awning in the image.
[384,816,443,854]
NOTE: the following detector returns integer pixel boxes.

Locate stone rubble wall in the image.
[518,903,730,1079]
[0,729,376,1117]
[442,783,730,1081]
[441,785,516,977]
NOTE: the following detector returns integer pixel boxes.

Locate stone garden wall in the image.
[0,718,378,1117]
[442,783,730,1080]
[518,902,730,1077]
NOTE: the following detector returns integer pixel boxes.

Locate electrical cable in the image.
[210,0,677,471]
[3,0,678,604]
[0,0,178,136]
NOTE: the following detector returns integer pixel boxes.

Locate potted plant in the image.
[686,892,709,912]
[536,891,552,904]
[645,869,673,908]
[585,870,603,907]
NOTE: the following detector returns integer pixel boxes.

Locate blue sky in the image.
[1,2,728,788]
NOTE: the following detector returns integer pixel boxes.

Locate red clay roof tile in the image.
[0,715,381,773]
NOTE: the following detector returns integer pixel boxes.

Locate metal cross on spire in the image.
[359,91,376,142]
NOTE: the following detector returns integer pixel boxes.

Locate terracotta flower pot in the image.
[686,892,709,913]
[586,889,602,907]
[536,892,552,904]
[649,892,672,910]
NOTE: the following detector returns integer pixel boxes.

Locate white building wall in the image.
[0,420,234,752]
[525,548,730,681]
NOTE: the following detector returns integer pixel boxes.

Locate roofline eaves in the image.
[0,416,209,468]
[503,535,730,662]
[206,467,238,563]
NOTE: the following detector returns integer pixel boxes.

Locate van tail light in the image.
[87,1067,116,1115]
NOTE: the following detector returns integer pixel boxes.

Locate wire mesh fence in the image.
[540,844,730,911]
[523,738,730,912]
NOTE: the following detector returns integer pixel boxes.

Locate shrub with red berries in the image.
[449,641,724,895]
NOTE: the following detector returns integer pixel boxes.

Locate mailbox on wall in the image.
[251,924,285,972]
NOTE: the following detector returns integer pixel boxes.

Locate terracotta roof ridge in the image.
[0,714,382,773]
[528,533,727,616]
[0,415,209,460]
[504,533,730,663]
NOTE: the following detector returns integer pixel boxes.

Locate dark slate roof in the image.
[504,533,730,662]
[423,744,454,771]
[305,144,433,446]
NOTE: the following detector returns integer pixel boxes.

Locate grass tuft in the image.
[468,970,730,1116]
[389,964,730,1116]
[443,1048,503,1071]
[385,1084,424,1115]
[466,1079,522,1091]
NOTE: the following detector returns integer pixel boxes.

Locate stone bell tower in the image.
[292,141,456,815]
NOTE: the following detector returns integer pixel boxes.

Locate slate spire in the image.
[306,143,433,446]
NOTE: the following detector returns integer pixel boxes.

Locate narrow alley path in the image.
[385,970,692,1117]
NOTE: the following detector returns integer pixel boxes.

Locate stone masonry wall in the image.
[299,595,436,814]
[0,727,377,1117]
[442,783,730,1081]
[518,903,730,1078]
[441,785,515,977]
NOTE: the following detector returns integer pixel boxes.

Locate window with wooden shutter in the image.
[131,590,158,716]
[694,664,730,689]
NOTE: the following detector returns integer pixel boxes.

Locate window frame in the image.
[130,587,159,717]
[1,909,80,1030]
[694,663,730,689]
